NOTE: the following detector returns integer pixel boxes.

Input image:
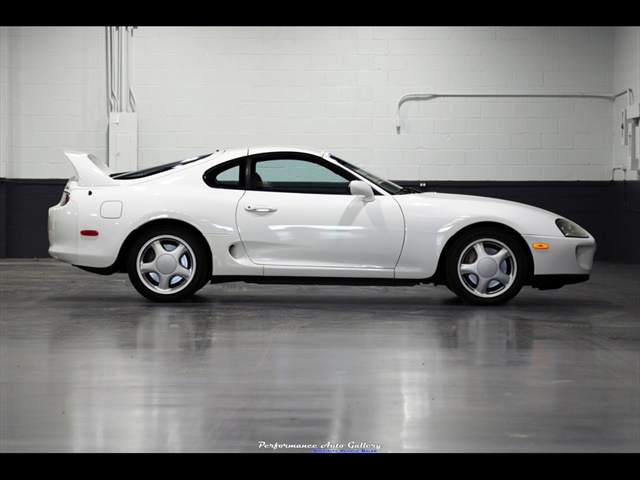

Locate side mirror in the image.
[349,180,375,203]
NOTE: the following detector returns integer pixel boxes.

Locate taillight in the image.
[60,191,70,206]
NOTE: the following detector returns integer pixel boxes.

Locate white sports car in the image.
[48,146,596,305]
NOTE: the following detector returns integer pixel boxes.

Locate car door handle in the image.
[244,205,278,212]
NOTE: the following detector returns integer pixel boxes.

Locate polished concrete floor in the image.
[0,258,638,453]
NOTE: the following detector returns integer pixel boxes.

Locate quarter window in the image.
[203,160,243,189]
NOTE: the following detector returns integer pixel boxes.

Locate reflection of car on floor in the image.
[48,146,596,305]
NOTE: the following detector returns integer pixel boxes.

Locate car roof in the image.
[245,146,328,157]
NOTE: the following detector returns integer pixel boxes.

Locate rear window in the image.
[111,153,214,179]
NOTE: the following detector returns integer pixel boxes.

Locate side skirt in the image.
[209,275,430,287]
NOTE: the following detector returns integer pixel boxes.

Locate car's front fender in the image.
[393,192,594,279]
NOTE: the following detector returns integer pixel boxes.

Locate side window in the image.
[252,157,353,195]
[203,160,243,189]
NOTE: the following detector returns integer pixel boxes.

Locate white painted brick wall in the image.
[1,26,638,181]
[0,27,7,179]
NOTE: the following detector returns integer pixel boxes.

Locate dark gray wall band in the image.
[1,178,638,263]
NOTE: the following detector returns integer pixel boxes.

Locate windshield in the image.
[111,153,214,179]
[331,155,405,194]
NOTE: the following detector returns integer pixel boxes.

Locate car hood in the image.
[394,191,571,237]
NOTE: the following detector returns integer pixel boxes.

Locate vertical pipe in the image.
[110,27,119,113]
[127,27,136,112]
[105,27,111,114]
[106,26,137,114]
[118,27,124,112]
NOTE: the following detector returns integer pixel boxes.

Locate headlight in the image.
[555,218,589,238]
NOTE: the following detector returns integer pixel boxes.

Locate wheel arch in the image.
[117,219,212,278]
[434,221,534,286]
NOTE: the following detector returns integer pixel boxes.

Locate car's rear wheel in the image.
[127,227,208,302]
[445,228,526,306]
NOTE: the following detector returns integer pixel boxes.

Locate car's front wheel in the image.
[445,228,527,306]
[127,227,208,302]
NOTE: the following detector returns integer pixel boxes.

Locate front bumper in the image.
[523,233,596,276]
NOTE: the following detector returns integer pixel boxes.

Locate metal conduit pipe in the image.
[106,27,120,114]
[106,26,137,115]
[106,27,117,114]
[127,27,137,113]
[396,90,633,133]
[118,27,123,113]
[105,28,110,113]
[105,26,139,173]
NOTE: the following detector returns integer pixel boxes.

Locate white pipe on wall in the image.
[127,27,137,113]
[106,26,137,114]
[106,26,138,172]
[396,91,631,134]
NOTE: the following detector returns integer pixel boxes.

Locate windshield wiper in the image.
[395,186,421,195]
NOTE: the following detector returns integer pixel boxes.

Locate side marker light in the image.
[532,242,549,249]
[80,230,99,237]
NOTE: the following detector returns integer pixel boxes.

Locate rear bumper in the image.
[48,197,123,269]
[48,202,78,264]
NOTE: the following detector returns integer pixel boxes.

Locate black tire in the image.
[127,226,209,302]
[445,228,527,306]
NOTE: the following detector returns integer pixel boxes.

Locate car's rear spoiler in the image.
[64,151,118,187]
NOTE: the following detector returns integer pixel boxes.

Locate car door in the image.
[235,153,405,277]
